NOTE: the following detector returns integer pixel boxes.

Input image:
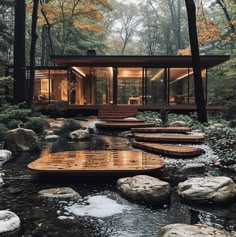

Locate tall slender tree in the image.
[14,0,26,103]
[185,0,207,123]
[28,0,39,106]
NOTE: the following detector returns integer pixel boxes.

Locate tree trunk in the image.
[14,0,26,104]
[28,0,39,106]
[185,0,207,123]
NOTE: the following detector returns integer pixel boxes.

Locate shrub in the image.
[55,119,81,138]
[7,119,23,129]
[205,126,236,166]
[24,117,48,134]
[47,101,67,118]
[0,123,9,140]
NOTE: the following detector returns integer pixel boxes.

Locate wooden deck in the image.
[101,119,144,123]
[132,142,204,157]
[134,133,204,143]
[95,122,155,129]
[131,127,192,133]
[28,150,165,174]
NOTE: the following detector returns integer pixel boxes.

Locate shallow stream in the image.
[0,134,236,237]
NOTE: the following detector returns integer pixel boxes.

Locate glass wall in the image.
[117,68,142,105]
[146,68,165,105]
[33,69,68,104]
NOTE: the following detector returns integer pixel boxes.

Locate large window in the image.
[117,68,142,105]
[33,69,68,104]
[145,68,165,105]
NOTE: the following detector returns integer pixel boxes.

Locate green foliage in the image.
[205,126,236,166]
[229,119,236,128]
[47,101,67,118]
[0,123,8,140]
[7,119,23,129]
[24,117,47,134]
[55,119,81,138]
[0,103,32,124]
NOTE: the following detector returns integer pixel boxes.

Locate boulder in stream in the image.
[39,187,81,200]
[160,224,236,237]
[0,210,21,236]
[0,149,12,165]
[178,176,236,203]
[4,128,40,152]
[69,129,90,140]
[117,175,170,204]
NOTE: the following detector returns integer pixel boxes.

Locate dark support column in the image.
[112,67,118,105]
[167,68,170,105]
[48,69,51,103]
[205,68,208,105]
[185,0,207,122]
[142,68,144,105]
[164,68,168,105]
[14,0,26,103]
[187,68,190,104]
[144,68,147,105]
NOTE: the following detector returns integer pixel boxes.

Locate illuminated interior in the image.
[33,67,207,106]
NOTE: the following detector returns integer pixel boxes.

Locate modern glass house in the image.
[31,54,229,112]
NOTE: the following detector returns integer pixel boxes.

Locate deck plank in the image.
[134,133,204,143]
[28,150,165,173]
[132,142,204,157]
[131,127,192,133]
[95,122,154,129]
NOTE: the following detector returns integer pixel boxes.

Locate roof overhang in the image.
[50,55,230,68]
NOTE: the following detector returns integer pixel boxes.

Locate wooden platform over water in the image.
[132,142,204,157]
[131,127,192,133]
[28,150,165,174]
[95,122,154,129]
[134,133,204,143]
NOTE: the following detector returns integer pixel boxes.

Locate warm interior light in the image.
[72,67,86,77]
[150,69,164,81]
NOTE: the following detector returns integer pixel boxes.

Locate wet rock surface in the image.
[4,128,40,152]
[178,176,236,203]
[117,175,171,204]
[0,149,12,165]
[45,135,60,142]
[69,129,90,140]
[160,223,236,237]
[0,210,21,235]
[38,187,81,200]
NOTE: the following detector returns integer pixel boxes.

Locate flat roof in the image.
[50,55,230,68]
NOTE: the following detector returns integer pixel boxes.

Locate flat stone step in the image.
[134,133,204,143]
[28,150,165,175]
[95,122,155,129]
[131,127,192,133]
[132,142,204,157]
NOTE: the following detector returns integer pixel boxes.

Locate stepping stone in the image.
[132,142,204,157]
[95,122,155,129]
[131,127,192,133]
[28,150,165,175]
[134,133,204,143]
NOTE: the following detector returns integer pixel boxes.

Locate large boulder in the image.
[169,121,187,127]
[69,129,90,140]
[0,210,21,235]
[178,176,236,203]
[160,224,236,237]
[4,128,40,152]
[38,187,81,200]
[0,149,12,165]
[117,175,170,204]
[0,177,4,188]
